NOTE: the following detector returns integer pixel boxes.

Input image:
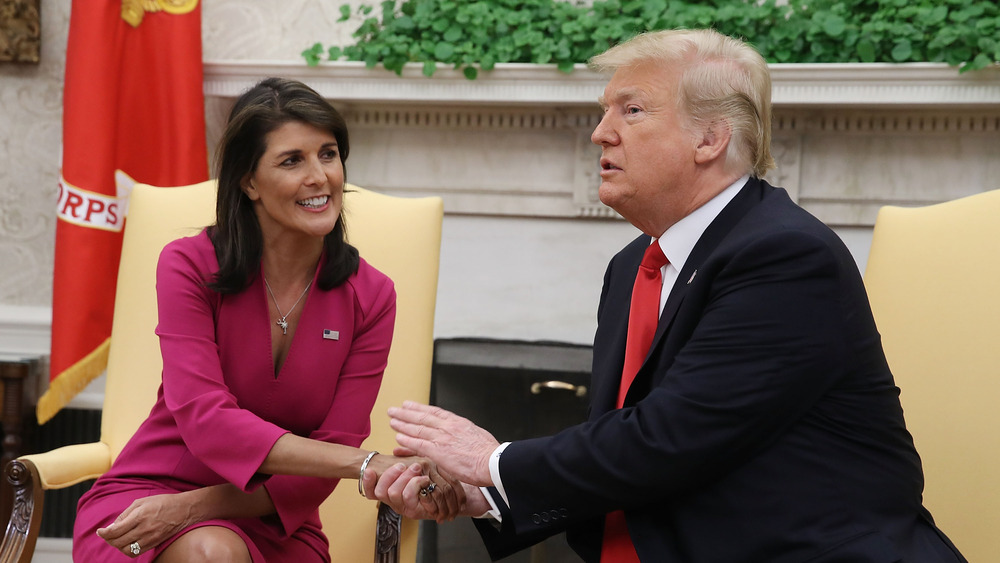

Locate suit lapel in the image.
[591,236,648,415]
[621,178,766,406]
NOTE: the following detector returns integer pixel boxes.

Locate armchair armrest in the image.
[0,442,111,563]
[20,442,111,490]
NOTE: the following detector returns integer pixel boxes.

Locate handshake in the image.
[359,401,500,522]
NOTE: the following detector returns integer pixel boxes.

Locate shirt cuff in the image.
[476,486,502,523]
[489,441,511,509]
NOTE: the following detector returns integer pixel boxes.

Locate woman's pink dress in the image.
[73,231,396,562]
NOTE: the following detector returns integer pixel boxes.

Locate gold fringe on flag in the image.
[36,339,110,425]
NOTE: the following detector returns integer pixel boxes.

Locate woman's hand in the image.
[365,459,488,522]
[96,492,197,557]
[362,453,467,522]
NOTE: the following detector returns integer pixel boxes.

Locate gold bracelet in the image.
[358,450,379,497]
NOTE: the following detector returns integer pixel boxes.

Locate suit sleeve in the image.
[472,485,572,560]
[495,229,857,537]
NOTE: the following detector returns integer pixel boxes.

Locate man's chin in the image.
[598,184,625,211]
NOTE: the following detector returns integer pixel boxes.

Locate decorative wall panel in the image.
[201,0,364,61]
[0,0,68,307]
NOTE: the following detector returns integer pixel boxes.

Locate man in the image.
[373,29,967,562]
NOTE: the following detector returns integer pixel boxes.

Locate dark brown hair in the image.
[208,77,358,293]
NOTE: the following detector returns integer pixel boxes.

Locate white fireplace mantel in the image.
[202,61,1000,227]
[204,60,1000,108]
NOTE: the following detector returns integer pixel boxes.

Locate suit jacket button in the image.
[541,512,551,522]
[531,513,541,524]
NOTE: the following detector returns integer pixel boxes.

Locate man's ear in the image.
[694,121,731,165]
[242,175,260,201]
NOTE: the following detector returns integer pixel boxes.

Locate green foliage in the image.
[302,0,1000,78]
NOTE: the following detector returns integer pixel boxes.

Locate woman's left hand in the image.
[97,492,196,558]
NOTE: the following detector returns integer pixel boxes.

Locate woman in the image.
[73,77,460,562]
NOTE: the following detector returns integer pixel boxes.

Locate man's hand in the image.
[388,401,498,487]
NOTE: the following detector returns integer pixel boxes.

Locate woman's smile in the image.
[298,195,330,210]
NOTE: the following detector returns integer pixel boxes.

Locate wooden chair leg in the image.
[374,503,401,563]
[0,459,43,563]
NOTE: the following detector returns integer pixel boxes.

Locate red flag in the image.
[39,0,208,424]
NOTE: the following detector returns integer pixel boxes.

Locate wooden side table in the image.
[0,356,39,532]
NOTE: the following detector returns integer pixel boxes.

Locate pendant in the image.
[276,318,288,335]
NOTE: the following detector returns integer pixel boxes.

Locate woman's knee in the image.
[156,526,251,563]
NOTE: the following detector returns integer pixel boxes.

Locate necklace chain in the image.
[263,275,312,335]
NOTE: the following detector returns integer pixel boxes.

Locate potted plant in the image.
[303,0,999,78]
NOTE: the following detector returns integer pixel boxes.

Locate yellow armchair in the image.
[0,181,442,563]
[864,189,1000,563]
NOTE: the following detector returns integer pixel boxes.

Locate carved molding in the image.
[768,135,803,202]
[768,62,1000,107]
[374,503,401,562]
[348,107,569,130]
[810,112,1000,134]
[0,458,40,562]
[204,61,606,106]
[204,61,1000,108]
[5,460,34,535]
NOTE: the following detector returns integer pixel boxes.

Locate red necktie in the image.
[601,240,668,562]
[617,241,667,408]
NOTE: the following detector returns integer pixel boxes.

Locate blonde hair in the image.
[590,29,775,178]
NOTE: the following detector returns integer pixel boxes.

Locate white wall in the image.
[432,220,873,347]
[436,215,637,345]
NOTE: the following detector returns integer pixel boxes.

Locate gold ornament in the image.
[121,0,199,28]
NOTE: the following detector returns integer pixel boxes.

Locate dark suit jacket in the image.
[474,179,965,562]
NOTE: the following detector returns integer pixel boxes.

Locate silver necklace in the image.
[263,275,312,335]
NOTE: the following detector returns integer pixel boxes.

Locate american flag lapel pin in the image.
[323,329,340,340]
